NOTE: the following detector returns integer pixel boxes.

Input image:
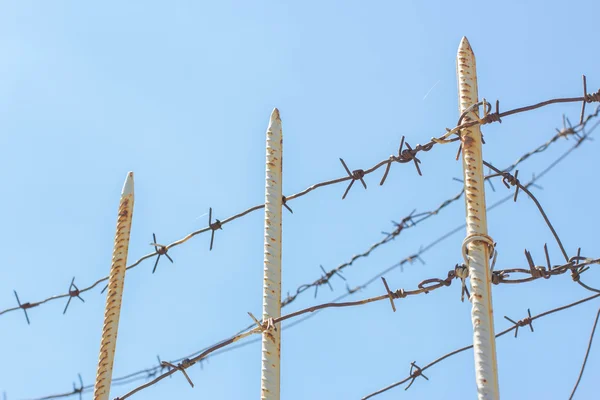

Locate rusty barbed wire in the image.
[110,253,600,399]
[281,106,600,308]
[491,254,600,286]
[3,86,599,321]
[104,112,591,379]
[20,107,600,400]
[112,118,598,394]
[362,292,600,399]
[23,247,599,400]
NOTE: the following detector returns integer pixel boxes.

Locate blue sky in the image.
[1,1,600,399]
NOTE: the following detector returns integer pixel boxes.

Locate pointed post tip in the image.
[122,171,134,196]
[271,107,281,121]
[458,36,473,54]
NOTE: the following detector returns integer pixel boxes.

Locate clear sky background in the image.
[1,1,599,399]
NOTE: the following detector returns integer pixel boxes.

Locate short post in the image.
[456,37,500,399]
[93,172,135,400]
[261,108,283,400]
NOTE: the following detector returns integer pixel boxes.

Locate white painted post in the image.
[456,37,500,399]
[261,108,283,400]
[94,172,135,400]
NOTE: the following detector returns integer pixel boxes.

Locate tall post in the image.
[456,37,500,399]
[261,108,283,400]
[93,172,135,400]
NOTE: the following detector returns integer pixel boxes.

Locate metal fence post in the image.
[261,108,283,400]
[93,172,135,400]
[456,37,500,399]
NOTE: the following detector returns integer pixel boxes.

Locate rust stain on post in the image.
[261,108,283,400]
[457,37,500,400]
[93,172,135,400]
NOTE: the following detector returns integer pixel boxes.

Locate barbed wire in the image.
[111,253,600,399]
[281,105,600,307]
[18,105,600,400]
[4,92,599,324]
[112,118,600,397]
[65,137,600,398]
[362,292,600,399]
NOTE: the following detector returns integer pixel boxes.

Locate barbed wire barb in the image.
[281,196,293,214]
[339,158,367,199]
[63,278,85,315]
[405,362,428,390]
[161,360,194,388]
[208,207,222,251]
[72,374,83,400]
[13,290,31,325]
[580,75,600,124]
[503,309,534,338]
[380,136,405,185]
[150,233,173,274]
[381,277,396,312]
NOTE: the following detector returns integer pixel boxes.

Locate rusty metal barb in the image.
[524,250,551,279]
[405,362,429,390]
[208,207,222,251]
[504,309,534,338]
[381,277,396,312]
[63,278,85,315]
[380,136,405,185]
[13,290,33,325]
[314,265,339,298]
[580,75,600,124]
[160,360,194,388]
[339,158,367,199]
[402,142,423,176]
[150,233,173,274]
[72,374,84,400]
[454,264,470,302]
[281,196,293,214]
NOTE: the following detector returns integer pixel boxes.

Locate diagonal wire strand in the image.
[568,307,600,400]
